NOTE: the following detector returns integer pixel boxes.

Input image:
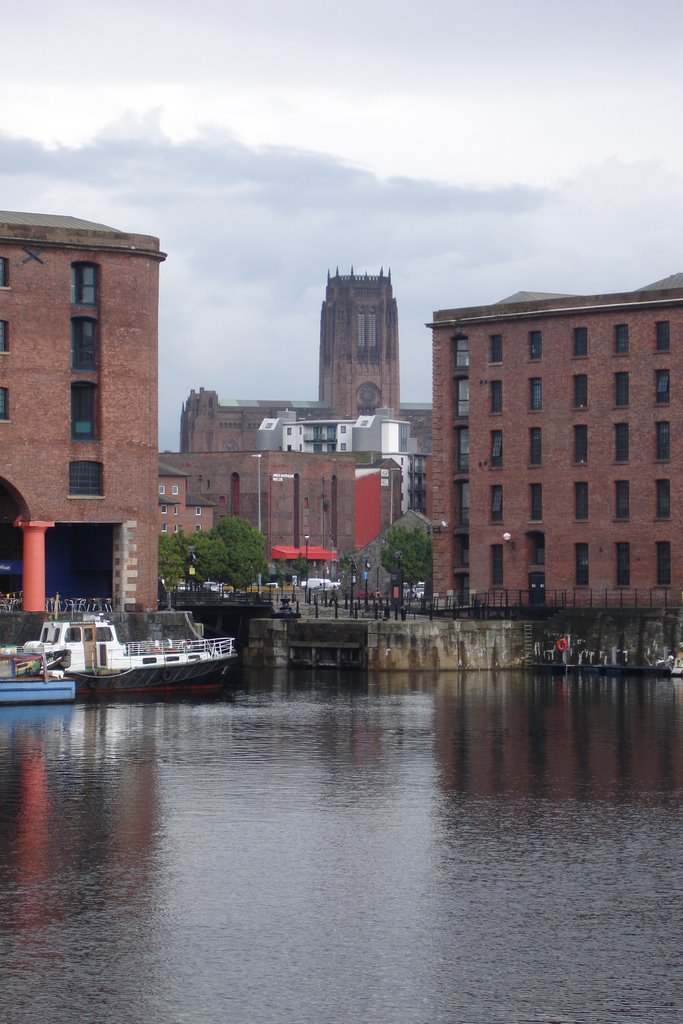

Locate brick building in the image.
[429,275,683,604]
[180,269,432,460]
[0,211,164,611]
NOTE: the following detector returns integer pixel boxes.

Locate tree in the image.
[213,516,268,589]
[190,531,229,584]
[380,525,432,590]
[158,532,189,586]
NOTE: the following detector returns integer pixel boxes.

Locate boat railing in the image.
[124,637,235,658]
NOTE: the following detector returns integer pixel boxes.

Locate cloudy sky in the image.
[2,0,683,449]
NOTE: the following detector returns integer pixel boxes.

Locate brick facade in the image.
[430,277,683,603]
[0,212,164,610]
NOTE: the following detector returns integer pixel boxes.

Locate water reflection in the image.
[0,670,681,1023]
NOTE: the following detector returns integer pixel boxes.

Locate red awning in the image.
[271,545,338,561]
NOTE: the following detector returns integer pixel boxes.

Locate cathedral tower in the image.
[319,268,400,417]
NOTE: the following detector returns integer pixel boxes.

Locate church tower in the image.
[319,268,400,417]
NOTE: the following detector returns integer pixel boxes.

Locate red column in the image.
[14,519,54,612]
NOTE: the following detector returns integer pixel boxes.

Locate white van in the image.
[305,577,340,591]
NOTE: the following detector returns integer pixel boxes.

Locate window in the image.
[614,372,629,407]
[656,369,670,404]
[529,427,542,466]
[656,321,670,351]
[195,506,201,516]
[457,481,469,526]
[492,545,504,586]
[195,524,202,532]
[657,541,671,586]
[656,421,670,460]
[490,334,503,363]
[161,522,168,533]
[174,523,179,533]
[575,482,588,520]
[616,543,630,586]
[656,479,670,518]
[490,430,503,468]
[615,480,629,519]
[530,483,542,521]
[491,485,503,522]
[68,460,102,496]
[490,380,502,413]
[615,423,629,462]
[172,484,179,495]
[161,504,168,514]
[457,428,469,472]
[573,374,588,408]
[159,484,166,495]
[529,377,542,410]
[174,506,178,515]
[575,543,589,586]
[573,326,588,357]
[71,263,97,305]
[574,424,588,463]
[0,387,8,420]
[529,330,542,360]
[456,378,469,417]
[615,324,629,353]
[454,335,469,368]
[0,320,7,352]
[0,257,8,287]
[71,382,97,439]
[71,317,97,370]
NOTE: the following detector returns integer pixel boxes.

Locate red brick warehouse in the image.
[429,275,683,604]
[0,212,165,611]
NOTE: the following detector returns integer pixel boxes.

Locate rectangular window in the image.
[656,479,670,518]
[490,334,503,363]
[457,481,469,526]
[490,380,502,413]
[614,371,629,407]
[161,522,168,533]
[174,524,179,533]
[454,336,469,368]
[0,257,8,287]
[656,321,670,351]
[615,324,629,353]
[574,424,588,463]
[575,482,588,520]
[71,383,96,439]
[0,320,7,352]
[195,524,202,532]
[530,483,542,521]
[573,326,588,356]
[172,484,179,495]
[161,504,168,514]
[68,460,102,496]
[575,543,589,586]
[616,542,630,586]
[657,541,671,586]
[615,423,629,462]
[457,428,469,472]
[0,387,9,420]
[195,507,201,516]
[71,263,97,305]
[456,378,469,417]
[529,377,542,410]
[615,480,629,519]
[71,318,97,370]
[490,430,503,468]
[656,421,670,460]
[159,484,166,495]
[573,374,588,408]
[529,330,542,360]
[491,484,503,522]
[491,544,504,586]
[529,427,542,466]
[656,369,670,404]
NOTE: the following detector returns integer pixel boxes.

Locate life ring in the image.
[556,637,569,652]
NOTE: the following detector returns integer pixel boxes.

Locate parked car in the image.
[305,578,340,591]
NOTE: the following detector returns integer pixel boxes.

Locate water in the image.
[1,669,681,1024]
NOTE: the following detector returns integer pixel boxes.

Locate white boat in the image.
[669,648,683,677]
[0,651,76,705]
[21,616,237,695]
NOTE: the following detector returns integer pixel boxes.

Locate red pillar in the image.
[15,520,54,612]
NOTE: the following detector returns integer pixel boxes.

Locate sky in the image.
[3,0,683,450]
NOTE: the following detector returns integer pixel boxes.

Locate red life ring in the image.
[556,637,568,652]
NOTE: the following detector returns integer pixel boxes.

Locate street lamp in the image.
[304,534,310,603]
[252,454,262,586]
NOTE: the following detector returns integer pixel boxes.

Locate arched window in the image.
[71,382,97,440]
[230,472,240,516]
[71,317,97,370]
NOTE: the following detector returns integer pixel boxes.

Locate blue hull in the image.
[0,679,76,705]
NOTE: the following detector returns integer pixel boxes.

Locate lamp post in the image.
[304,534,310,603]
[349,559,357,617]
[252,454,262,587]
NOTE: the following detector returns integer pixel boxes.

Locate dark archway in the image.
[0,478,30,594]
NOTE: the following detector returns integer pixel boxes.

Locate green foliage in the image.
[158,532,189,586]
[190,531,229,584]
[213,516,268,589]
[274,558,288,585]
[292,554,309,581]
[380,525,432,588]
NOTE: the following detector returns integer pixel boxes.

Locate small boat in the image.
[669,648,683,677]
[20,616,237,695]
[0,651,76,705]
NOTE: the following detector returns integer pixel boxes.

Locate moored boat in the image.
[0,651,76,705]
[20,616,237,695]
[669,648,683,677]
